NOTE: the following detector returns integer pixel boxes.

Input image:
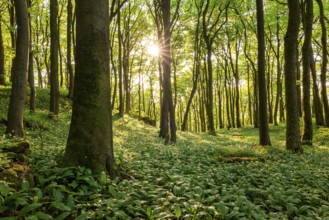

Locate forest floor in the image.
[1,86,329,219]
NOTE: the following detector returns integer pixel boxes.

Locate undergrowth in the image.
[0,87,329,219]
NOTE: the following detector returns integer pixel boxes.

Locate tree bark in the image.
[63,0,115,176]
[284,0,302,153]
[310,49,324,126]
[50,0,59,115]
[315,0,329,127]
[256,0,271,146]
[27,0,35,113]
[159,0,176,143]
[301,0,313,145]
[67,0,74,99]
[0,16,5,85]
[5,0,29,137]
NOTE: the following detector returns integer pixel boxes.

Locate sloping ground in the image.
[0,87,329,219]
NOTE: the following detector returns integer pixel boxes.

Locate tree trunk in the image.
[301,0,313,145]
[315,0,329,127]
[182,11,201,131]
[5,0,29,137]
[273,14,281,126]
[63,0,115,176]
[0,16,5,85]
[284,0,302,153]
[28,0,35,113]
[117,6,124,117]
[50,0,59,115]
[256,0,271,146]
[310,49,325,126]
[159,0,176,143]
[67,0,74,99]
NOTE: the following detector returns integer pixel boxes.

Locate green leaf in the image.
[18,204,42,216]
[21,181,30,191]
[55,211,71,220]
[50,201,71,212]
[76,212,89,220]
[108,185,117,198]
[99,171,107,185]
[34,212,53,220]
[0,182,10,197]
[174,206,182,219]
[53,189,64,202]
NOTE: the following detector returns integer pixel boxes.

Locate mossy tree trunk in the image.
[5,0,29,137]
[284,0,302,153]
[62,0,115,177]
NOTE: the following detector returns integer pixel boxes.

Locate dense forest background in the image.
[0,0,328,143]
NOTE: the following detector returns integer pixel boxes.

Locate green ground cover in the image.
[0,87,329,219]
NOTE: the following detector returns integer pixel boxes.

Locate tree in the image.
[256,0,271,146]
[67,0,74,99]
[62,0,115,176]
[0,14,5,85]
[50,0,59,115]
[5,0,29,137]
[159,0,177,143]
[284,0,302,153]
[301,0,313,144]
[315,0,329,127]
[27,0,35,112]
[202,0,229,135]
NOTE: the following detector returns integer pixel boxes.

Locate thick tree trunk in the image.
[256,0,271,146]
[301,0,313,145]
[0,17,5,85]
[315,0,329,127]
[50,0,59,115]
[5,0,29,137]
[63,0,115,176]
[284,0,302,153]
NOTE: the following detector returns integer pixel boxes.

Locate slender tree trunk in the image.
[182,13,201,131]
[50,0,59,115]
[67,0,74,99]
[284,0,302,153]
[315,0,329,127]
[310,49,324,126]
[28,0,35,113]
[6,0,29,137]
[273,15,281,126]
[301,0,313,144]
[8,0,16,82]
[117,7,124,117]
[0,16,5,85]
[63,0,115,176]
[160,0,176,143]
[256,0,271,146]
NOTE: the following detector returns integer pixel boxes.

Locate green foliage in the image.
[1,88,329,218]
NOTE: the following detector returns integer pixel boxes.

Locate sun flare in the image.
[147,44,160,57]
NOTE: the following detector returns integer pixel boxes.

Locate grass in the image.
[0,87,329,219]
